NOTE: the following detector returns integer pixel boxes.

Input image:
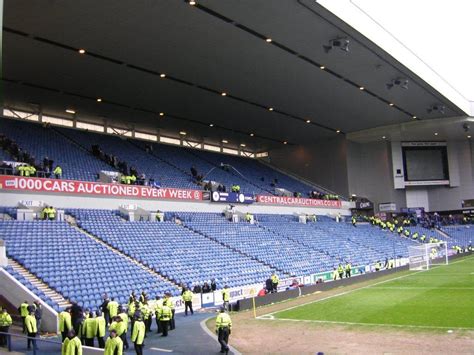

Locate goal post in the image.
[408,242,448,271]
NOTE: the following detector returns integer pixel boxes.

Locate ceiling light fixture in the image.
[323,37,350,53]
[359,86,364,90]
[467,135,471,139]
[78,49,86,54]
[386,77,409,90]
[283,141,288,145]
[221,92,227,96]
[336,130,341,133]
[320,65,325,70]
[65,109,76,114]
[306,119,311,123]
[160,73,166,78]
[266,38,272,43]
[189,1,196,5]
[159,112,164,116]
[240,143,246,147]
[179,131,187,135]
[427,104,445,115]
[382,136,386,139]
[413,115,417,119]
[222,139,228,143]
[268,107,274,111]
[434,132,439,136]
[250,133,254,137]
[209,123,214,127]
[389,103,394,107]
[96,98,102,102]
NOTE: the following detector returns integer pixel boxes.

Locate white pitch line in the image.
[370,287,474,290]
[257,255,474,320]
[260,317,474,331]
[150,347,173,352]
[199,316,242,355]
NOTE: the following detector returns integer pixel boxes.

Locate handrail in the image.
[0,331,62,354]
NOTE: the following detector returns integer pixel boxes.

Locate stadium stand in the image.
[257,215,415,263]
[0,118,114,181]
[439,225,474,248]
[0,117,333,197]
[0,219,178,309]
[69,209,277,288]
[176,212,373,276]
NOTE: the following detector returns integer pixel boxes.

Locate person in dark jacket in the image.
[100,294,110,325]
[211,279,217,292]
[265,278,273,293]
[202,282,211,293]
[70,302,84,335]
[33,301,42,333]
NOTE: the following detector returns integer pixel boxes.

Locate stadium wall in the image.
[268,136,350,197]
[0,268,58,333]
[426,140,474,211]
[0,190,353,216]
[347,140,406,211]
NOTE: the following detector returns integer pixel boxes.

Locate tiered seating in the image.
[0,220,177,309]
[257,215,414,266]
[440,225,474,247]
[178,212,334,276]
[408,226,448,242]
[136,141,269,195]
[192,150,318,196]
[0,118,338,197]
[70,209,275,288]
[2,265,61,311]
[0,148,12,162]
[57,128,196,189]
[0,118,113,181]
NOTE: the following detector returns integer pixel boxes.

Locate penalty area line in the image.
[260,317,474,330]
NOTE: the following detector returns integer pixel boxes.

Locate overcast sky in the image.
[352,0,474,102]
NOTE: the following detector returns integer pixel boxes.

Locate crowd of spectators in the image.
[0,134,62,178]
[92,144,157,187]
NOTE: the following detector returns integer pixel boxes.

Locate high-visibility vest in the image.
[345,264,351,271]
[59,311,72,332]
[104,336,123,355]
[20,303,29,317]
[215,312,232,331]
[182,290,193,302]
[61,336,82,355]
[107,301,119,317]
[25,314,37,333]
[159,306,172,321]
[96,316,106,337]
[0,312,12,327]
[337,266,344,273]
[82,317,98,339]
[118,313,128,331]
[131,320,145,345]
[222,288,230,302]
[53,166,62,176]
[271,275,279,284]
[154,300,163,315]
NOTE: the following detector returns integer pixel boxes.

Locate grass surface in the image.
[274,256,474,329]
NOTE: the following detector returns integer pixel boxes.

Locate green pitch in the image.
[273,256,474,329]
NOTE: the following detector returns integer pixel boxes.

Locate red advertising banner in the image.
[257,195,342,208]
[0,176,202,201]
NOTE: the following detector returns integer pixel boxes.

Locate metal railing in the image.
[0,331,62,354]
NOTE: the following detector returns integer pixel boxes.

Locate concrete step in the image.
[8,259,71,309]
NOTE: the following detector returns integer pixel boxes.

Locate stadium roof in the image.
[2,0,468,151]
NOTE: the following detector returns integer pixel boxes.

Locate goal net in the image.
[408,242,448,271]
